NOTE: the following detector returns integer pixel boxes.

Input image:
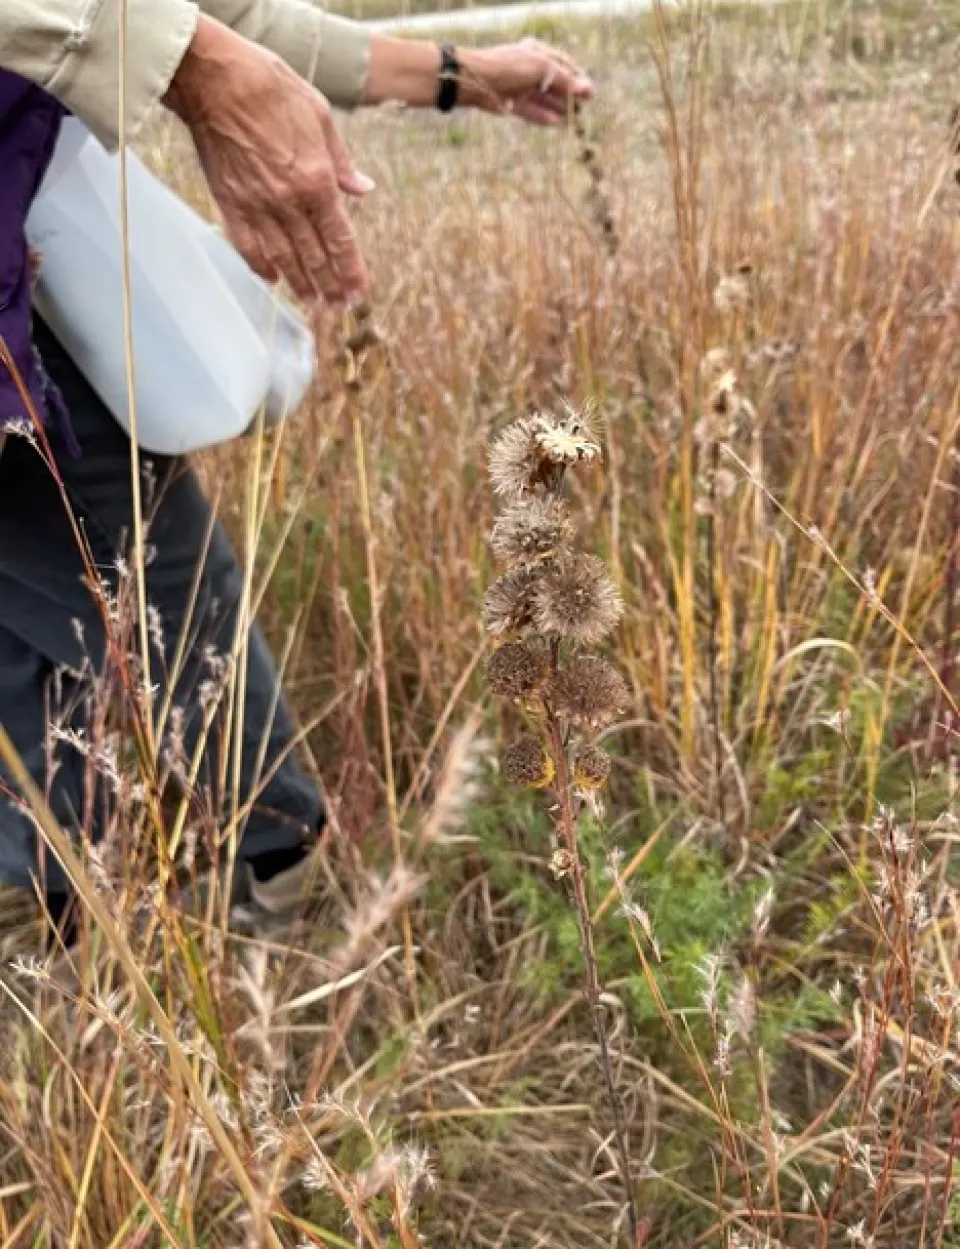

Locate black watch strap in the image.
[437,43,460,113]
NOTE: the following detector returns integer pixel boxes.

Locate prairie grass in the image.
[0,3,958,1247]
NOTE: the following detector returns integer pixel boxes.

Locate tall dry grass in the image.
[0,3,957,1247]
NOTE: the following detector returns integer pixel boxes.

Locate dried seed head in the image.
[486,640,551,701]
[489,409,601,501]
[533,553,623,645]
[489,417,558,500]
[551,656,629,729]
[501,735,555,789]
[709,369,738,416]
[572,743,612,790]
[713,274,750,314]
[701,346,731,382]
[550,848,575,879]
[533,408,601,467]
[483,565,541,636]
[491,496,573,567]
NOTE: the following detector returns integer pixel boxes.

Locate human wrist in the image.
[364,37,444,108]
[447,47,489,110]
[163,14,241,124]
[363,38,495,111]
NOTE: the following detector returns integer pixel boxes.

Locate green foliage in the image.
[802,870,862,950]
[755,752,833,829]
[517,15,565,42]
[444,123,470,149]
[453,777,768,1036]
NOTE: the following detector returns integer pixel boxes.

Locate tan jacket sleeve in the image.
[0,0,371,150]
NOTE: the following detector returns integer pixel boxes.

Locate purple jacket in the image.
[0,70,76,450]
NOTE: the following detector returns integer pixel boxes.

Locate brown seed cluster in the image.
[488,417,561,501]
[501,735,555,789]
[491,497,573,567]
[485,640,551,700]
[550,657,629,729]
[488,410,601,503]
[484,406,627,805]
[483,565,540,636]
[572,743,612,790]
[533,554,623,647]
[574,105,618,254]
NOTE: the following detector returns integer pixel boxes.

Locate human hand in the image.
[165,16,373,306]
[457,39,594,125]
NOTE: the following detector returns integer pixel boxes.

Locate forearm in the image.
[365,37,501,110]
[0,0,370,151]
[365,37,441,108]
[202,0,370,111]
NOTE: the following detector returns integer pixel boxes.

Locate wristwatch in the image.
[437,43,461,113]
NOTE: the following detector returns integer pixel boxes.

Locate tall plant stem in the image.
[347,325,419,1019]
[706,438,727,838]
[547,710,640,1246]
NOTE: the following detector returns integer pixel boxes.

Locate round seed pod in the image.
[486,640,551,701]
[572,743,612,791]
[501,735,555,790]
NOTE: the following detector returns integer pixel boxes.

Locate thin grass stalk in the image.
[723,444,959,720]
[117,0,155,759]
[933,1103,960,1248]
[706,437,727,836]
[650,0,711,765]
[345,310,419,1016]
[0,726,284,1249]
[0,979,186,1248]
[941,421,959,735]
[66,1050,122,1249]
[870,395,960,779]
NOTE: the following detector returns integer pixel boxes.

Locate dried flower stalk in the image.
[482,405,638,1245]
[573,102,619,255]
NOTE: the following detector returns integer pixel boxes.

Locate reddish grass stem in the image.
[547,703,639,1246]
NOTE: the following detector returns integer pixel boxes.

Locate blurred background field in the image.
[1,3,958,1247]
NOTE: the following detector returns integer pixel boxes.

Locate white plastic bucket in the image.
[26,119,316,457]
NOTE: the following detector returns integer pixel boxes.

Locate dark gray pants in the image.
[0,319,322,899]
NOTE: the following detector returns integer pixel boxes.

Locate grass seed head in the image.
[501,735,555,789]
[533,553,623,645]
[550,656,629,729]
[485,639,551,701]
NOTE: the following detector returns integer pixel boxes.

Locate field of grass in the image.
[0,3,958,1247]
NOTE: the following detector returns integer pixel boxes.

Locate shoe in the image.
[175,843,322,934]
[246,844,321,917]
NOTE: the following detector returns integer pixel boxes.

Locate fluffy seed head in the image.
[550,657,629,729]
[491,496,573,567]
[533,407,601,466]
[501,735,555,789]
[486,640,551,701]
[483,565,541,636]
[572,743,612,790]
[489,409,601,501]
[489,417,558,500]
[533,554,623,645]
